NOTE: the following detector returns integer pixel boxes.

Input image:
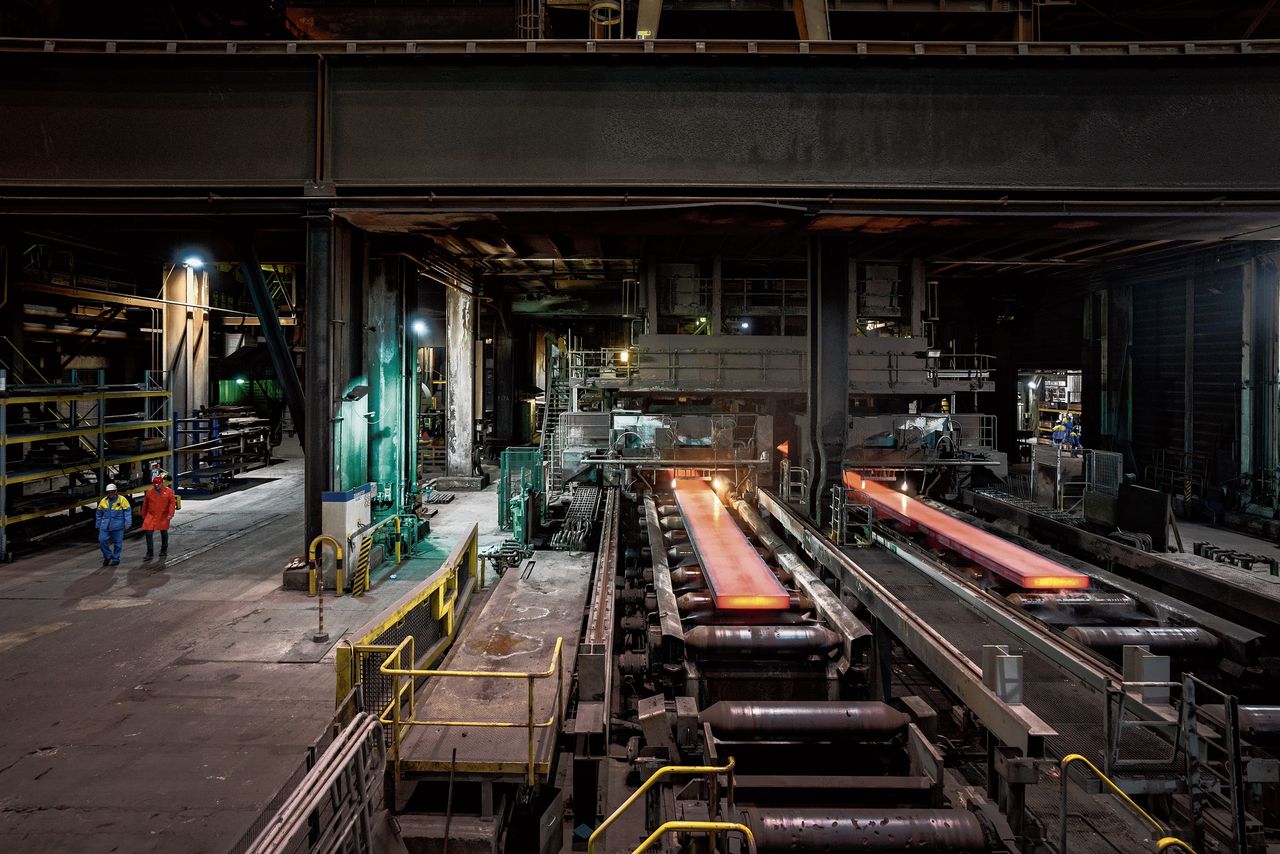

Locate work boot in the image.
[160,549,167,556]
[102,558,110,567]
[144,552,153,561]
[110,559,120,566]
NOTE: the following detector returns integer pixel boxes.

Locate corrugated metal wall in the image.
[1131,278,1185,464]
[1128,263,1243,487]
[1192,266,1243,482]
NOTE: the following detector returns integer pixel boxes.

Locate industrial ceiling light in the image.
[183,256,204,269]
[618,349,630,363]
[411,319,428,336]
[234,376,247,386]
[740,320,750,330]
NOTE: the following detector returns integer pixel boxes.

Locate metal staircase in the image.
[539,380,571,498]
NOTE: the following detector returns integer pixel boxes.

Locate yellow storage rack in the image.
[0,369,173,558]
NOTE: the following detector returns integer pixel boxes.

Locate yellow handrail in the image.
[378,635,566,787]
[588,759,736,854]
[1059,754,1198,854]
[631,821,756,854]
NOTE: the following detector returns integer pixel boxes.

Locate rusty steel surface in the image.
[673,479,789,610]
[847,474,1089,590]
[741,807,988,852]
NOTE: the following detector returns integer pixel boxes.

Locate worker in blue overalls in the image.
[95,483,132,566]
[1066,415,1083,457]
[1051,417,1068,448]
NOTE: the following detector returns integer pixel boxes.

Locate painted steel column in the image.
[163,264,209,418]
[807,237,850,522]
[1242,259,1255,478]
[367,256,406,507]
[710,255,723,336]
[446,286,476,477]
[493,319,516,443]
[238,239,306,439]
[304,213,333,548]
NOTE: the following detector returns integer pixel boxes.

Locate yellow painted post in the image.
[308,566,317,597]
[394,516,402,564]
[527,674,537,788]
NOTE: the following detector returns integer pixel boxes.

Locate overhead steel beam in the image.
[2,46,1280,199]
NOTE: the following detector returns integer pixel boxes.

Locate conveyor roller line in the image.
[846,473,1089,590]
[1064,625,1221,654]
[683,625,840,655]
[701,701,908,739]
[673,479,789,610]
[740,807,989,852]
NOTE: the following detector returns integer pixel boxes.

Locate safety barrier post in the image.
[314,570,328,643]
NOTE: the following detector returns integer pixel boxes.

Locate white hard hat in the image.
[105,483,118,491]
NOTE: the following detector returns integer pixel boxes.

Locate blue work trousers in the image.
[99,528,124,562]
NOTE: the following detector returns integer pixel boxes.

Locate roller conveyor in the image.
[673,478,790,609]
[846,473,1090,590]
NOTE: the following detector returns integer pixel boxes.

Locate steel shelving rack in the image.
[0,369,174,558]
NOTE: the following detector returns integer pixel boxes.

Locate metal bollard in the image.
[313,566,329,643]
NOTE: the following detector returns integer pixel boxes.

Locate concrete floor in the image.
[0,443,506,853]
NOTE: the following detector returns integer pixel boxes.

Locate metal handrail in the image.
[631,821,757,854]
[1060,753,1198,854]
[587,758,736,854]
[378,635,566,787]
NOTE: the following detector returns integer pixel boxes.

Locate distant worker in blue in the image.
[1051,417,1068,448]
[1066,415,1083,457]
[95,483,132,567]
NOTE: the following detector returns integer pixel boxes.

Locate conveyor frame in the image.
[757,489,1054,756]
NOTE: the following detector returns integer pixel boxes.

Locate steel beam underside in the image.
[3,52,1280,198]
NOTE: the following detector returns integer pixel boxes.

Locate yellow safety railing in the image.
[308,534,345,597]
[632,821,756,854]
[334,524,478,709]
[1059,754,1197,854]
[588,759,736,854]
[378,634,565,788]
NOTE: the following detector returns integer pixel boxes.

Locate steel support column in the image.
[304,213,334,548]
[239,238,306,440]
[445,286,476,478]
[1241,258,1256,478]
[807,237,849,522]
[493,300,517,443]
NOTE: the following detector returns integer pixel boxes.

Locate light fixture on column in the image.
[183,256,204,269]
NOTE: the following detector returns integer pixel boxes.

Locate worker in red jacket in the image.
[141,475,177,560]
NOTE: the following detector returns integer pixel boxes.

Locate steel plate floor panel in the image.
[845,547,1165,850]
[397,550,594,780]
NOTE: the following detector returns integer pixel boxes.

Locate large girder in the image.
[2,39,1280,216]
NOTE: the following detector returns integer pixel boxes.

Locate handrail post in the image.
[527,673,536,788]
[1060,756,1070,854]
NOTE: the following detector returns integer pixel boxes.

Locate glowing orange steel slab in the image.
[845,473,1090,591]
[673,479,790,610]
